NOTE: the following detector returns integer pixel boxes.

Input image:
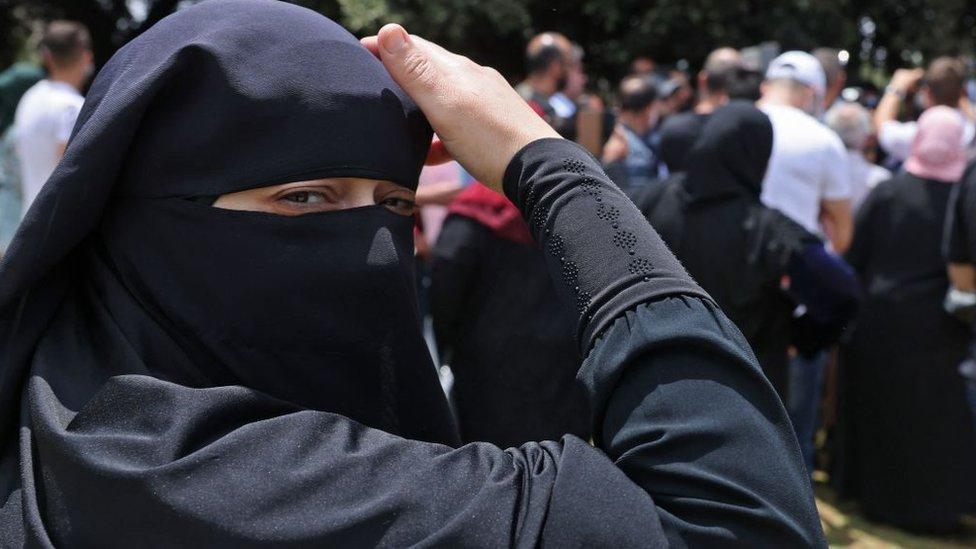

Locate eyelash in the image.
[277,190,416,214]
[381,196,416,211]
[281,190,324,204]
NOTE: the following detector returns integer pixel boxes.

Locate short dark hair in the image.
[705,65,738,94]
[926,56,966,107]
[525,43,564,75]
[40,20,91,69]
[618,74,658,112]
[726,68,763,102]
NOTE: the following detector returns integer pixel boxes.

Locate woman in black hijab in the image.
[841,106,976,531]
[635,102,859,402]
[0,1,824,546]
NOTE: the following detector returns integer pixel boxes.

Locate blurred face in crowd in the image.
[551,58,569,91]
[213,178,417,216]
[631,56,655,75]
[564,60,587,99]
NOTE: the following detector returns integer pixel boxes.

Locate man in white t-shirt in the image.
[13,20,92,217]
[757,52,854,475]
[757,51,853,253]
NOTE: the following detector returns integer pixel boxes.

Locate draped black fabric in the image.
[431,215,589,447]
[634,102,815,399]
[840,171,976,529]
[657,111,707,173]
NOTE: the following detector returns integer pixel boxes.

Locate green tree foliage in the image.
[2,0,974,85]
[0,0,181,67]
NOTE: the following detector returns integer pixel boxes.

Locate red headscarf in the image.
[448,182,535,245]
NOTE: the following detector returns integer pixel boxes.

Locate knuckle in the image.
[401,53,432,84]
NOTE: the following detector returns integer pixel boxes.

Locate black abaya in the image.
[634,102,816,400]
[0,2,824,546]
[842,171,976,529]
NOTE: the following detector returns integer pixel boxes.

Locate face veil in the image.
[0,0,459,525]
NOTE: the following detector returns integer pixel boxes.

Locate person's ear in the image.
[40,50,55,72]
[698,71,708,92]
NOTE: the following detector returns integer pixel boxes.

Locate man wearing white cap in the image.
[757,51,854,474]
[758,50,853,252]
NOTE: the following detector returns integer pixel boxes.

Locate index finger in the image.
[359,36,380,59]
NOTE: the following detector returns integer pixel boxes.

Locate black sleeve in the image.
[430,214,484,364]
[503,138,827,547]
[503,138,708,348]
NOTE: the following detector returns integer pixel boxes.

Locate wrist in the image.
[884,86,907,100]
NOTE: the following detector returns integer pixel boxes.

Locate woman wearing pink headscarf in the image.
[840,106,976,531]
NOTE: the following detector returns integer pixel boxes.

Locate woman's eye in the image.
[280,190,326,205]
[382,196,417,215]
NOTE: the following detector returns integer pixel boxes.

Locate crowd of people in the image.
[0,2,974,543]
[412,30,976,534]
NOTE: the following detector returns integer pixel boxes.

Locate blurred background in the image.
[3,0,976,93]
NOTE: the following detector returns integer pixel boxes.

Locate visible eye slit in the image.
[281,190,326,204]
[381,196,417,216]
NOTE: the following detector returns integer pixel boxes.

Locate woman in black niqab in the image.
[1,0,455,441]
[635,102,858,401]
[0,2,826,546]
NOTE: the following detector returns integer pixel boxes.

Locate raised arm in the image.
[363,24,826,546]
[504,138,825,546]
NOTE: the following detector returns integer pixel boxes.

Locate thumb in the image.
[376,24,437,97]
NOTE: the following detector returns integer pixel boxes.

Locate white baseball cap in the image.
[765,51,827,97]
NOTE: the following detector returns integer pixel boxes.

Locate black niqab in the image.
[0,1,466,542]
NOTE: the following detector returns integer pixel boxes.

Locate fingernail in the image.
[382,26,408,54]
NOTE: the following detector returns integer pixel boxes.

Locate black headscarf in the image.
[681,101,772,202]
[657,111,707,173]
[0,0,470,539]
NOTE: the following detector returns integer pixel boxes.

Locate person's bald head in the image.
[619,74,658,113]
[701,47,742,94]
[704,48,741,73]
[527,32,572,57]
[525,32,573,76]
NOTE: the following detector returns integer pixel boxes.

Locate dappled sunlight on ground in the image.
[815,480,976,548]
